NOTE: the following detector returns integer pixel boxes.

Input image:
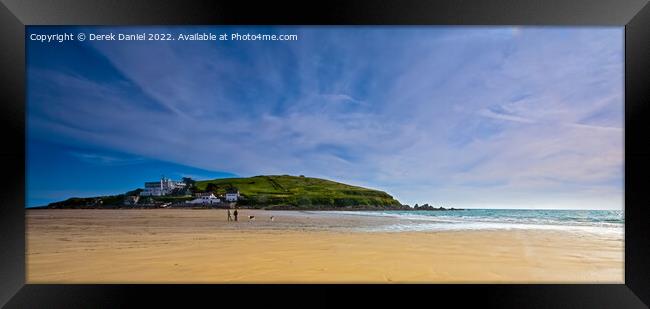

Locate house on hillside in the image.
[140,176,186,196]
[225,189,240,202]
[189,193,221,205]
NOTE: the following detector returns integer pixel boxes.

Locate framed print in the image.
[0,0,649,307]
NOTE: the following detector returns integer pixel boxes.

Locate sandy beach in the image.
[26,209,624,283]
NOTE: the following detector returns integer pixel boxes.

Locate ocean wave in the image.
[322,209,624,235]
[357,222,624,237]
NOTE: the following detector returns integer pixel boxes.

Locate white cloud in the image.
[28,27,624,209]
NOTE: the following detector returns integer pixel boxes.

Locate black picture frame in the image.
[1,0,649,307]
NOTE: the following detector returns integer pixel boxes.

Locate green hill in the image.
[196,175,404,209]
[45,175,406,210]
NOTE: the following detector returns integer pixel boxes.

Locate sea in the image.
[326,209,624,236]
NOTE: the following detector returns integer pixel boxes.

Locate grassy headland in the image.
[196,175,403,209]
[44,175,407,210]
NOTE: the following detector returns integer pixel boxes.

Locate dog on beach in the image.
[248,215,255,221]
[270,216,275,221]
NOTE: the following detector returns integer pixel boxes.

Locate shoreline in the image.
[29,205,461,211]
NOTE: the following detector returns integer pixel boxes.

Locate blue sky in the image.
[27,26,623,209]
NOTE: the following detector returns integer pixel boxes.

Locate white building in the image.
[140,177,186,196]
[225,190,240,202]
[189,193,221,204]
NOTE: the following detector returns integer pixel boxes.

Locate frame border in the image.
[1,0,648,307]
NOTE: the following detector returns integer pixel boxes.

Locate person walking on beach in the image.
[227,209,232,222]
[233,209,238,222]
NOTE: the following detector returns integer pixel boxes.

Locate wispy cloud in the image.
[69,152,146,166]
[478,108,537,124]
[27,26,624,209]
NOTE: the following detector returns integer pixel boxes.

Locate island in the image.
[39,175,462,211]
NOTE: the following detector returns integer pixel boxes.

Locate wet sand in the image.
[26,209,624,283]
